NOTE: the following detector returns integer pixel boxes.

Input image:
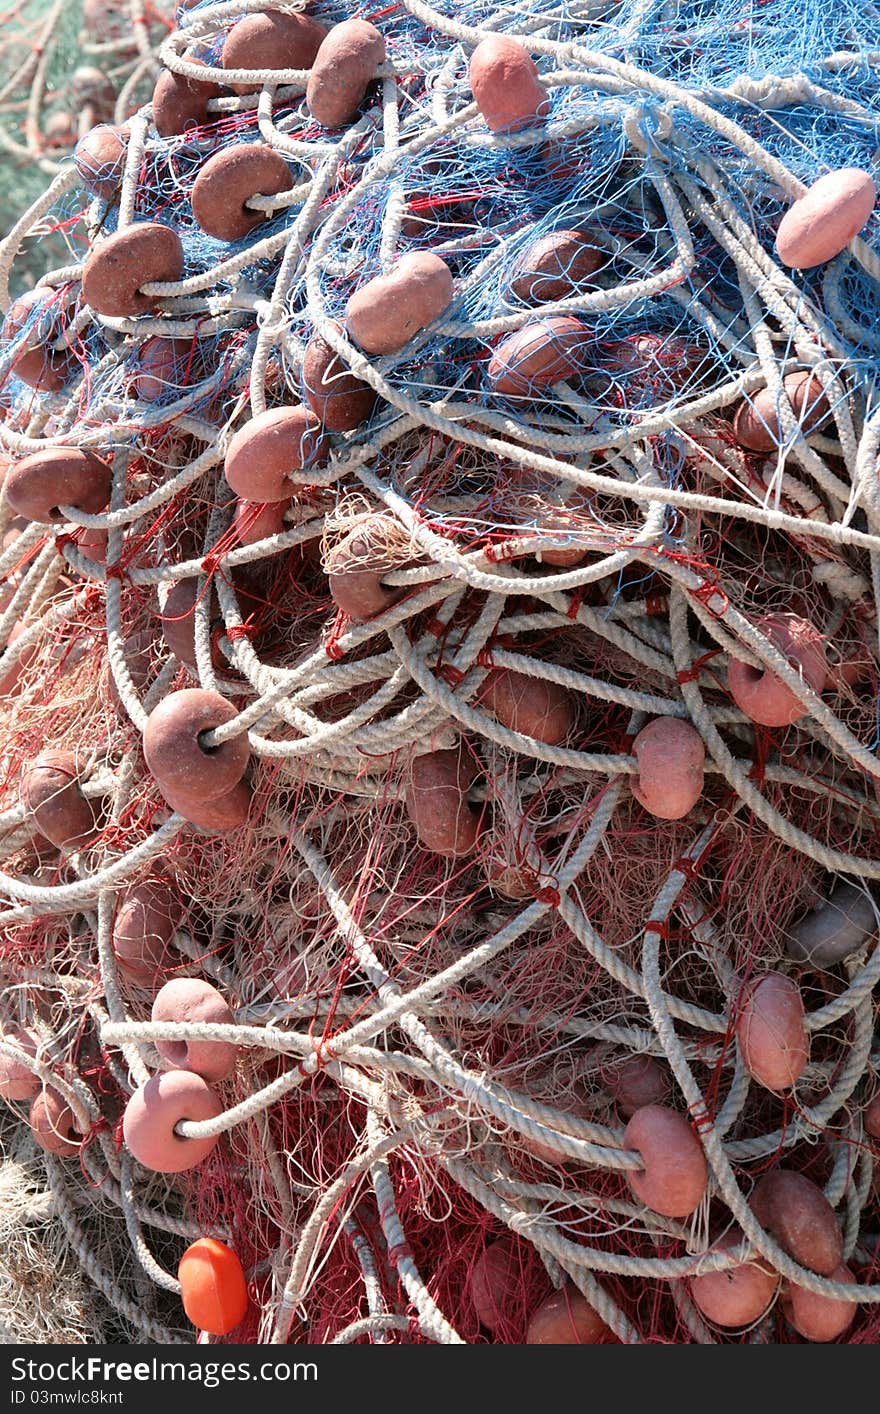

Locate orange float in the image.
[178,1238,248,1335]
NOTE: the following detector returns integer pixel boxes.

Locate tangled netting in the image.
[0,0,175,293]
[1,0,880,1347]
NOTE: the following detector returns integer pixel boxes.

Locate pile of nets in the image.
[0,0,175,297]
[0,0,879,1345]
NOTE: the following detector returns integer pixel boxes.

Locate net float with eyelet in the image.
[73,124,129,201]
[478,822,544,900]
[325,513,414,621]
[750,1169,843,1275]
[733,370,832,452]
[727,612,827,727]
[0,621,37,699]
[159,577,261,676]
[405,748,480,858]
[785,881,877,967]
[152,61,223,136]
[631,716,705,820]
[306,19,385,128]
[130,336,192,402]
[601,1053,671,1119]
[143,688,250,803]
[526,1284,614,1344]
[151,979,237,1082]
[44,112,77,149]
[541,133,616,186]
[0,1027,41,1102]
[112,877,181,988]
[689,1230,778,1328]
[82,223,184,318]
[515,497,592,567]
[346,252,453,356]
[469,35,549,133]
[510,230,603,303]
[231,498,290,547]
[538,540,587,570]
[178,1238,249,1336]
[1,288,74,392]
[865,1093,880,1140]
[302,324,377,431]
[222,10,327,95]
[736,973,808,1092]
[602,333,705,407]
[122,1070,223,1173]
[400,189,476,240]
[191,143,293,243]
[469,1237,524,1332]
[623,1104,708,1217]
[29,1087,82,1156]
[783,1264,857,1342]
[20,751,100,850]
[224,406,326,502]
[477,667,575,745]
[775,169,876,269]
[160,778,253,834]
[487,316,588,397]
[76,526,108,565]
[4,448,110,525]
[71,66,117,122]
[82,0,127,40]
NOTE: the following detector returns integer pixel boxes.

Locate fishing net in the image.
[0,0,879,1345]
[0,0,175,296]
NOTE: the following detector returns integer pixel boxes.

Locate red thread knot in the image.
[439,663,465,689]
[387,1242,413,1265]
[687,1100,714,1136]
[200,551,224,580]
[692,581,729,618]
[535,885,560,907]
[672,855,700,883]
[324,613,348,661]
[485,539,517,563]
[676,648,721,684]
[644,920,669,938]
